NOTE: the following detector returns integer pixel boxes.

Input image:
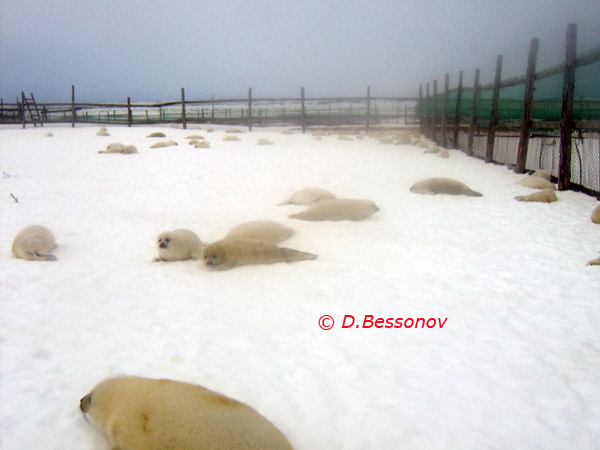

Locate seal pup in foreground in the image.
[225,220,294,244]
[80,375,293,450]
[409,177,483,197]
[289,198,379,221]
[153,229,203,262]
[12,225,57,261]
[515,189,558,203]
[202,238,317,270]
[592,204,600,224]
[279,187,336,205]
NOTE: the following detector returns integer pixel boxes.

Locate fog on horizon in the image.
[1,0,599,103]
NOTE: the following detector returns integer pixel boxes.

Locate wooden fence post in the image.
[515,38,540,173]
[485,55,503,163]
[432,79,439,142]
[181,88,187,129]
[441,73,449,148]
[418,84,424,134]
[71,85,76,128]
[467,68,480,156]
[300,88,305,131]
[366,86,371,132]
[558,24,577,190]
[21,92,26,129]
[453,70,463,148]
[247,88,253,131]
[425,83,430,136]
[127,97,132,127]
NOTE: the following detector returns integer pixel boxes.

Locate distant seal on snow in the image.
[98,143,138,154]
[201,237,317,270]
[150,140,178,148]
[225,220,294,244]
[409,177,483,197]
[289,198,379,221]
[79,375,293,450]
[153,229,203,262]
[591,205,600,224]
[517,177,556,190]
[531,169,552,181]
[279,187,336,205]
[257,138,274,145]
[12,225,57,261]
[515,189,558,203]
[147,132,167,138]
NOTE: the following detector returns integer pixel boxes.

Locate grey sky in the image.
[1,0,599,103]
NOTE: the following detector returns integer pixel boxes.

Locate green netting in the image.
[423,54,600,123]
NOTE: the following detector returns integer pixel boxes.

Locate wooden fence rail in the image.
[1,88,418,131]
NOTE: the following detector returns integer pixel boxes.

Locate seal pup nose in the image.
[80,393,91,412]
[159,242,167,249]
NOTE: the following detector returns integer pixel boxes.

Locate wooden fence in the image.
[0,87,418,131]
[418,23,600,197]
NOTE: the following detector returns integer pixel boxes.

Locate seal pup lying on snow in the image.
[516,176,556,190]
[153,229,203,262]
[279,187,336,205]
[201,238,317,270]
[225,220,294,244]
[289,198,379,221]
[592,204,600,224]
[80,375,293,450]
[409,177,483,197]
[515,189,558,203]
[12,225,57,261]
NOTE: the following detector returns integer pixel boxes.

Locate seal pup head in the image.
[154,229,203,262]
[201,242,227,268]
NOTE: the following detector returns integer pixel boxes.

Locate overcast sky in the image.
[1,0,599,103]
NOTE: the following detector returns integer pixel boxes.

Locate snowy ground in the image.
[1,123,599,450]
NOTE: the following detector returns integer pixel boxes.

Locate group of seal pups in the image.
[10,127,600,450]
[153,188,379,271]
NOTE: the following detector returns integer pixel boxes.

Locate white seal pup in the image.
[150,140,178,148]
[257,138,274,145]
[225,220,294,244]
[517,177,556,190]
[202,238,317,270]
[12,225,57,261]
[195,140,211,148]
[591,204,600,224]
[147,131,167,138]
[153,229,203,262]
[515,189,558,203]
[532,169,552,181]
[409,177,483,196]
[223,135,241,142]
[435,148,450,158]
[279,187,336,205]
[80,375,293,450]
[289,198,379,221]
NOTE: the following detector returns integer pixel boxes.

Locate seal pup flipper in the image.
[33,251,57,261]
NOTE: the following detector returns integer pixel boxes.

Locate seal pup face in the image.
[157,233,171,249]
[370,201,380,213]
[201,244,225,268]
